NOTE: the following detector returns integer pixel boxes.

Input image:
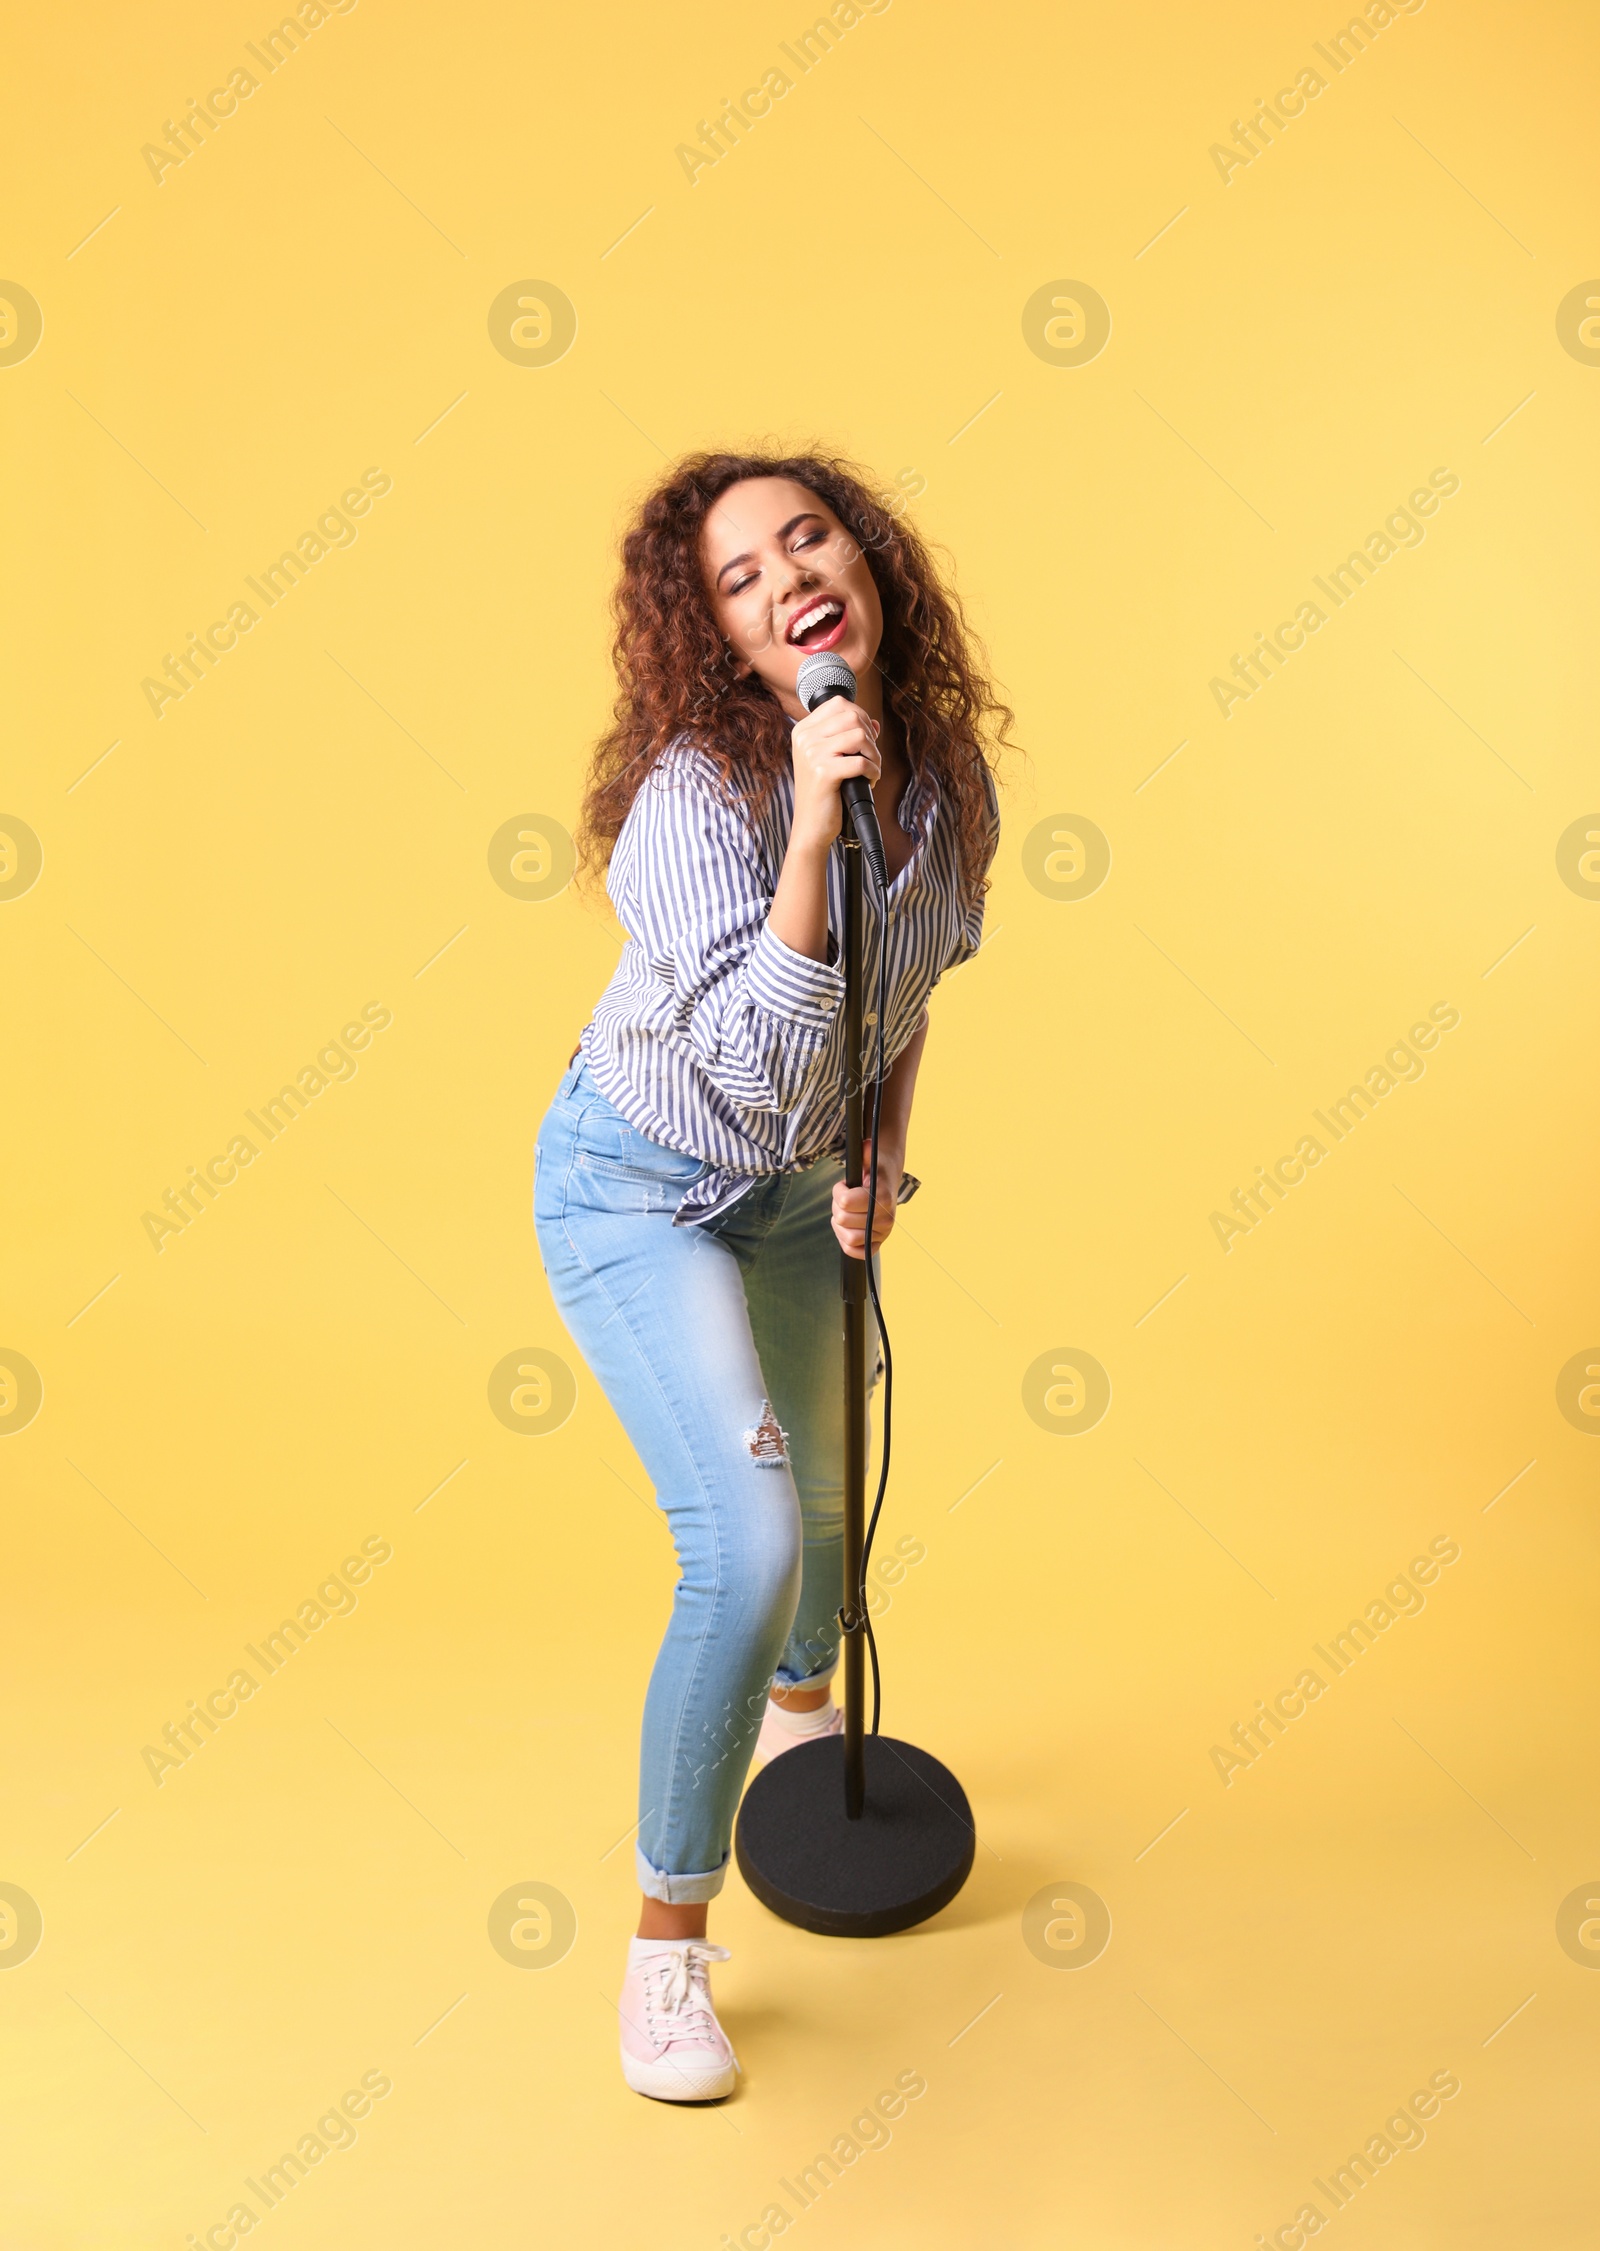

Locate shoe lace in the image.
[644,1941,732,2047]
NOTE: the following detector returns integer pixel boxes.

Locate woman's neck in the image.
[852,661,885,727]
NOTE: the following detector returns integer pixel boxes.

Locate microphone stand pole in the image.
[839,819,868,1822]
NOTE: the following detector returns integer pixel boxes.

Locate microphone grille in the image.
[796,652,856,712]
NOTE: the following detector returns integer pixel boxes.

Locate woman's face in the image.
[699,477,885,717]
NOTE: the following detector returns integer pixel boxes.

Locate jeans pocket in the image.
[572,1154,709,1219]
[566,1111,708,1214]
[572,1100,703,1181]
[577,1150,700,1187]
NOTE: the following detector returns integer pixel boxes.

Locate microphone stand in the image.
[733,804,975,1937]
[839,814,869,1820]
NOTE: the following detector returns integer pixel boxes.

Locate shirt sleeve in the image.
[611,748,846,1116]
[943,758,1002,973]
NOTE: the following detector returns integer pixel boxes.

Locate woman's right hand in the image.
[787,698,881,859]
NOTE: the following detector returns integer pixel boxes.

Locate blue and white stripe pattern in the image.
[577,729,1000,1226]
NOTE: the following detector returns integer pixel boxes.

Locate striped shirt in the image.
[577,728,1000,1226]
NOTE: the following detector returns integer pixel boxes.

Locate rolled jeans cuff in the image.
[771,1657,838,1693]
[636,1843,729,1905]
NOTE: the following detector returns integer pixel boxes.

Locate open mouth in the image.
[785,596,847,651]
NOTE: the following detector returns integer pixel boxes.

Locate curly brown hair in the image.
[577,449,1014,914]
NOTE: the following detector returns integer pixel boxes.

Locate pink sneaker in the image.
[753,1697,844,1765]
[617,1940,739,2102]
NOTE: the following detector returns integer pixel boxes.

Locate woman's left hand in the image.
[831,1140,903,1259]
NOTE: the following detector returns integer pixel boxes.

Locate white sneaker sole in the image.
[621,2046,737,2102]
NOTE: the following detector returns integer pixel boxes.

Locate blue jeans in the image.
[533,1056,880,1903]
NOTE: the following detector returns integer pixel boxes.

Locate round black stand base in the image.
[734,1735,974,1938]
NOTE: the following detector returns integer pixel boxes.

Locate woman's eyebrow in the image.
[714,513,828,590]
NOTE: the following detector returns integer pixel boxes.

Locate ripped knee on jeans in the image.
[744,1398,790,1467]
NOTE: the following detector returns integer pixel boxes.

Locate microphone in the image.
[796,653,888,890]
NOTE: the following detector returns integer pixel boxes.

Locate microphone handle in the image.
[839,777,888,891]
[805,683,888,887]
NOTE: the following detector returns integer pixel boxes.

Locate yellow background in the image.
[3,0,1597,2243]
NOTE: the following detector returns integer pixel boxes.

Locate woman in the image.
[533,449,1008,2102]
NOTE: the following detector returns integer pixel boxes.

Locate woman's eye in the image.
[795,530,827,551]
[728,574,755,595]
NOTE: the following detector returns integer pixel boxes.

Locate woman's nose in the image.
[778,560,820,601]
